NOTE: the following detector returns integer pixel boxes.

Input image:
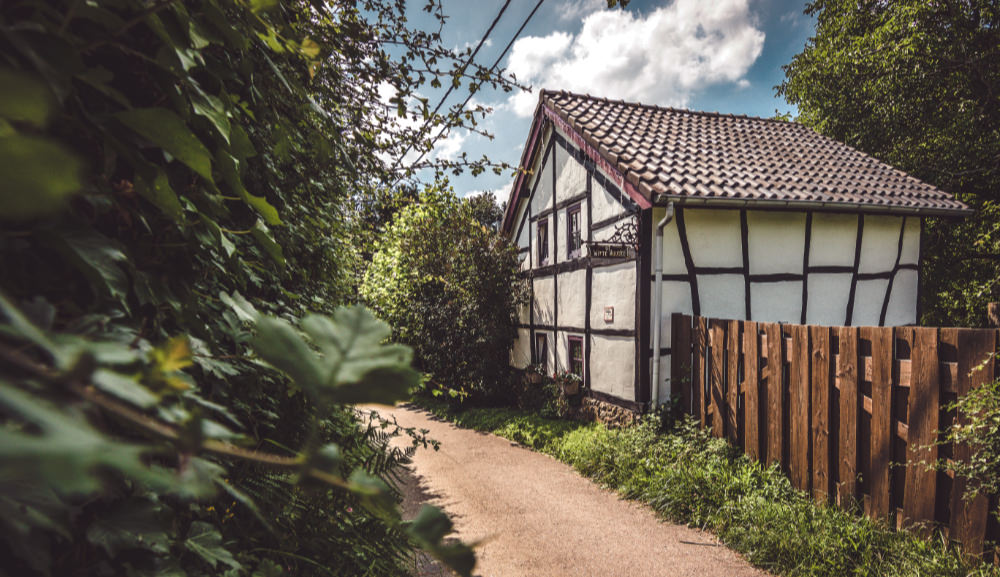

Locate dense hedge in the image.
[0,1,519,575]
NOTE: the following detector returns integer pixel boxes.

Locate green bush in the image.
[362,189,526,407]
[939,378,1000,506]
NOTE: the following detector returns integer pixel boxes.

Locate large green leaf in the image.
[183,521,241,570]
[250,220,285,268]
[192,90,230,144]
[217,151,280,225]
[136,166,183,221]
[0,134,82,220]
[252,316,327,393]
[0,68,55,127]
[300,307,419,404]
[252,307,420,406]
[116,108,213,181]
[37,225,130,309]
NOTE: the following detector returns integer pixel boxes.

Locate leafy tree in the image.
[0,0,526,575]
[779,0,1000,326]
[466,192,506,231]
[362,188,526,406]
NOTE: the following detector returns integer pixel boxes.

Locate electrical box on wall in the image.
[604,306,614,323]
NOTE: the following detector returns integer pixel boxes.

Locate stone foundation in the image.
[571,395,640,428]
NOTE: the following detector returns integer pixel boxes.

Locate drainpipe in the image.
[650,200,675,409]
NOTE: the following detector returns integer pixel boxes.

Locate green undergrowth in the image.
[415,399,997,577]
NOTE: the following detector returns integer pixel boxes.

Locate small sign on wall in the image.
[604,306,614,323]
[589,242,631,259]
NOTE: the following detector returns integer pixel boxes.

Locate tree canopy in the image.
[362,189,525,407]
[779,0,1000,326]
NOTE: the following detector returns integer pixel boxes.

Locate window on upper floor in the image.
[567,204,582,259]
[537,218,549,265]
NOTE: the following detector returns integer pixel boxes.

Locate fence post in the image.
[789,324,811,492]
[744,321,760,459]
[765,322,784,467]
[837,326,859,508]
[903,327,939,532]
[810,325,832,503]
[864,326,893,521]
[947,328,994,555]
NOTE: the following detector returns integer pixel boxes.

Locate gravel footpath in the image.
[374,404,768,577]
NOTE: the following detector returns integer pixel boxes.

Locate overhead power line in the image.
[388,0,514,176]
[400,0,547,181]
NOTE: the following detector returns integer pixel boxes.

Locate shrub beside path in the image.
[376,404,768,577]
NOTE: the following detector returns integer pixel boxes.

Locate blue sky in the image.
[398,0,816,201]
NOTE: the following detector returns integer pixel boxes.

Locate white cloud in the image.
[555,0,606,21]
[434,129,468,161]
[506,0,765,117]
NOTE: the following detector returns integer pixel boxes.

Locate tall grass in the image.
[418,400,996,577]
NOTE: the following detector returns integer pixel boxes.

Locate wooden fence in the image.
[669,313,999,554]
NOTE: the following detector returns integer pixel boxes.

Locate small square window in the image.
[567,205,582,259]
[537,219,549,265]
[568,336,584,378]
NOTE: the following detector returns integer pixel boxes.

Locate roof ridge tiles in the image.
[520,89,970,217]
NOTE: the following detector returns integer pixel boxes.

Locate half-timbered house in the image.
[502,90,969,415]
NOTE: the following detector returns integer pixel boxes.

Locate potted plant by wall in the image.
[525,363,545,384]
[554,371,582,396]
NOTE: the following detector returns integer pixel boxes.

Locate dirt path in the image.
[374,404,768,577]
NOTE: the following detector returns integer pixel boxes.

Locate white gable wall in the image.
[650,207,922,405]
[507,122,637,400]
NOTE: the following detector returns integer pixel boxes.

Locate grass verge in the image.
[416,398,996,577]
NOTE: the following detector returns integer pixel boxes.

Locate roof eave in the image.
[651,194,974,217]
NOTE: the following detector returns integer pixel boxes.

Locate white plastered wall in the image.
[533,277,554,326]
[589,335,635,401]
[884,269,918,325]
[591,262,635,329]
[651,206,686,275]
[859,216,904,274]
[558,269,587,329]
[747,210,807,274]
[809,213,858,266]
[686,209,743,268]
[511,328,532,368]
[590,176,628,224]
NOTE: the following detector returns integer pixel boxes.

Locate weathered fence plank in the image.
[903,327,939,530]
[694,317,708,427]
[864,326,893,521]
[789,324,811,492]
[948,328,994,554]
[838,326,859,507]
[744,321,760,459]
[727,319,741,445]
[710,320,726,438]
[765,322,784,467]
[810,325,832,503]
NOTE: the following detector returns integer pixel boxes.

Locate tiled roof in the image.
[538,90,969,215]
